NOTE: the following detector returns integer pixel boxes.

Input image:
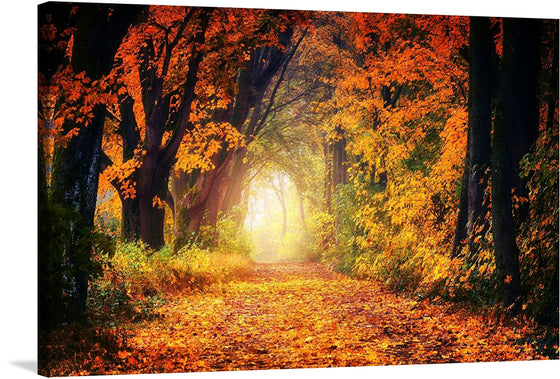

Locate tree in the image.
[452,17,496,258]
[39,2,144,325]
[322,13,468,259]
[492,17,541,311]
[170,11,308,249]
[100,6,213,249]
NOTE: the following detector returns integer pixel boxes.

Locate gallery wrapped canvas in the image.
[37,0,558,377]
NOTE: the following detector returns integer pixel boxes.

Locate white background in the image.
[1,0,558,378]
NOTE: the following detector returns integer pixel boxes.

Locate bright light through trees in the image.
[244,171,309,262]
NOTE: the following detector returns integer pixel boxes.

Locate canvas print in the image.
[38,1,559,376]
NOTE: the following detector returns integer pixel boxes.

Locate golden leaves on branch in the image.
[305,14,473,295]
[39,66,119,149]
[175,122,245,174]
[100,148,145,199]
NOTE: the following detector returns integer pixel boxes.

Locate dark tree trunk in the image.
[465,17,494,257]
[39,3,78,330]
[52,105,105,317]
[118,94,141,241]
[172,135,238,241]
[492,17,540,312]
[205,155,235,227]
[170,169,200,250]
[52,105,105,224]
[492,108,522,312]
[136,151,173,250]
[171,151,235,249]
[49,4,144,319]
[138,191,166,249]
[121,197,141,241]
[509,19,541,224]
[101,92,143,242]
[170,170,188,238]
[190,154,233,231]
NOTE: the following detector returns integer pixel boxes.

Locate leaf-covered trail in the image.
[113,262,542,374]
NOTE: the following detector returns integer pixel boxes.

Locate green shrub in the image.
[353,247,423,292]
[199,211,252,256]
[88,241,253,325]
[276,227,317,262]
[39,202,113,330]
[310,211,336,264]
[517,126,559,326]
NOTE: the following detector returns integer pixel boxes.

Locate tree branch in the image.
[159,9,212,168]
[252,28,307,137]
[267,84,322,114]
[160,7,195,79]
[99,150,114,173]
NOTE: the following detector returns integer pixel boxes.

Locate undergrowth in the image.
[39,238,253,377]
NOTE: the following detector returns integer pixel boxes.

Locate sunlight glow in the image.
[244,172,301,262]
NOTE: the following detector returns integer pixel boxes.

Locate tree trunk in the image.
[39,3,83,329]
[52,104,105,229]
[170,168,207,251]
[138,195,166,249]
[465,17,494,257]
[99,93,143,242]
[491,112,522,311]
[297,186,306,230]
[121,197,141,242]
[323,140,332,212]
[332,125,347,188]
[136,150,172,250]
[52,104,106,317]
[48,3,144,321]
[170,150,235,249]
[114,9,211,249]
[205,155,235,227]
[222,148,251,217]
[492,17,540,312]
[509,18,541,224]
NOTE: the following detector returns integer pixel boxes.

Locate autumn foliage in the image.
[38,263,553,376]
[38,3,558,377]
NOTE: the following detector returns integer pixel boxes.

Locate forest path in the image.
[116,262,541,374]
